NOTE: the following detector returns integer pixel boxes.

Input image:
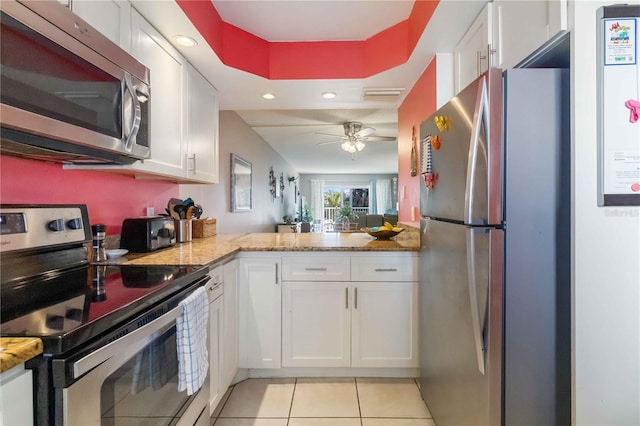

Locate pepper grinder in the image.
[91,224,107,262]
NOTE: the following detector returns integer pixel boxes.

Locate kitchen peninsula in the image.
[115,228,420,415]
[119,229,419,267]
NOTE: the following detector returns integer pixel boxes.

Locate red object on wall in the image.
[397,57,437,226]
[0,156,179,234]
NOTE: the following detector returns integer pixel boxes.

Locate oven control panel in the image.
[0,205,91,252]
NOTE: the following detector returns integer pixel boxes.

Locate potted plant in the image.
[300,204,313,233]
[336,206,358,230]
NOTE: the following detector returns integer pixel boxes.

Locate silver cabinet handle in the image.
[345,287,349,309]
[374,268,397,272]
[355,287,358,309]
[188,154,197,174]
[275,263,279,285]
[305,267,327,271]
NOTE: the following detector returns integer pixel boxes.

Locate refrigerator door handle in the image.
[466,227,486,375]
[464,76,489,225]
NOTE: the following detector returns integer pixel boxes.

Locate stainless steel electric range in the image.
[0,205,212,426]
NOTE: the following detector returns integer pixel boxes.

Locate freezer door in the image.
[419,218,502,426]
[420,69,502,226]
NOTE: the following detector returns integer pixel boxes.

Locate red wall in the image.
[0,156,179,234]
[397,57,437,226]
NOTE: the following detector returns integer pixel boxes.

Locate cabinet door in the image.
[209,294,224,413]
[454,3,492,94]
[222,260,239,386]
[130,10,185,178]
[0,367,34,425]
[351,282,419,368]
[492,0,568,69]
[282,282,351,367]
[71,0,131,51]
[238,257,281,369]
[185,63,219,183]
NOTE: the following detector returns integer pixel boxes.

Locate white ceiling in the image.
[130,0,487,174]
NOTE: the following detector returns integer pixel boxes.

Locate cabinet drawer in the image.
[282,256,350,281]
[351,255,418,282]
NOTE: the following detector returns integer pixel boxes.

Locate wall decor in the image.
[269,166,277,200]
[279,173,285,202]
[230,154,252,212]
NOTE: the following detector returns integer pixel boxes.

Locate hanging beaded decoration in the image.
[421,135,438,189]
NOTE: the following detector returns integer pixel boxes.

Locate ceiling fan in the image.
[317,122,396,155]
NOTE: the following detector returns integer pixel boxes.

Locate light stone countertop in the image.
[106,228,420,267]
[0,338,43,373]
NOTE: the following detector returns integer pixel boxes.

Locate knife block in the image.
[192,218,216,238]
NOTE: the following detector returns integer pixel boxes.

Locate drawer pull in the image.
[375,268,398,272]
[305,267,328,271]
[345,287,349,309]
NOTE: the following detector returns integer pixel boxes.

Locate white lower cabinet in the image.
[351,281,418,368]
[208,290,224,411]
[238,256,281,369]
[280,253,419,369]
[282,282,351,367]
[222,259,239,385]
[0,366,34,425]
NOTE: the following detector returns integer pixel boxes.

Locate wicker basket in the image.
[192,218,216,238]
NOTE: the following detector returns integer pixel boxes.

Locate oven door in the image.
[58,284,211,426]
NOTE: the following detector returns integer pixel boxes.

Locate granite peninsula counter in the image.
[117,229,419,267]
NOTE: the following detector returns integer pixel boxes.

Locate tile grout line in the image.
[286,377,298,425]
[354,377,363,426]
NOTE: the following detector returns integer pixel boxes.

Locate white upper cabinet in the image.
[70,0,131,51]
[454,3,493,94]
[130,9,185,178]
[491,0,568,69]
[454,0,568,92]
[184,62,219,183]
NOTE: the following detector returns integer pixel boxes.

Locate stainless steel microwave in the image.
[0,0,150,164]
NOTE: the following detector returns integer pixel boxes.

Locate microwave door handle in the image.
[466,227,486,375]
[464,76,489,224]
[123,72,141,152]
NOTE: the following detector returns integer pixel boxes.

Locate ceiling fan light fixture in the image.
[355,140,365,151]
[262,93,276,100]
[321,91,336,99]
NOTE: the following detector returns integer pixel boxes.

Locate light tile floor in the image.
[211,378,435,426]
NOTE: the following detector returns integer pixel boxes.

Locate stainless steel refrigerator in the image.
[419,68,571,425]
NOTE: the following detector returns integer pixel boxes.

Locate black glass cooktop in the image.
[0,264,208,354]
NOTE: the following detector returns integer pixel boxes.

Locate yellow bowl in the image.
[361,227,404,240]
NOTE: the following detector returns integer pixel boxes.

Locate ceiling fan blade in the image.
[355,127,376,137]
[361,136,397,142]
[317,139,343,146]
[315,132,345,137]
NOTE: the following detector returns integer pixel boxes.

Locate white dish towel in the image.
[176,286,209,395]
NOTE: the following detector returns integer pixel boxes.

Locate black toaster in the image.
[120,217,176,252]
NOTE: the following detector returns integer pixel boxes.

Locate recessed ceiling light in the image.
[262,93,276,100]
[322,92,336,99]
[174,35,197,47]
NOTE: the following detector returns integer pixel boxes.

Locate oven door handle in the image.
[72,305,183,379]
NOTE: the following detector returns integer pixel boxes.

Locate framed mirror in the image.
[231,154,252,212]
